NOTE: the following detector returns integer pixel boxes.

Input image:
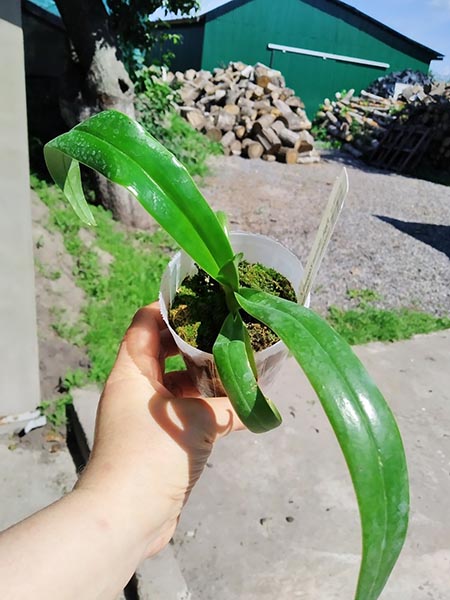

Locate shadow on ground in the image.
[375,215,450,260]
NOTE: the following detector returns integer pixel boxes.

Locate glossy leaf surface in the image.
[213,313,282,433]
[236,288,409,600]
[44,110,237,284]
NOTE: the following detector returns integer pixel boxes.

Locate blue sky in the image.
[343,0,450,80]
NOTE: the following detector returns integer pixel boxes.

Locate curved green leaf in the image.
[216,210,229,236]
[236,288,409,600]
[216,255,241,291]
[213,313,282,433]
[44,110,237,283]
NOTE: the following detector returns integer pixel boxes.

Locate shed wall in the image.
[156,23,204,72]
[200,0,430,113]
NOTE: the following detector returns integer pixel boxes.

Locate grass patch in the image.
[328,288,450,345]
[32,174,184,392]
[39,369,86,428]
[35,257,62,281]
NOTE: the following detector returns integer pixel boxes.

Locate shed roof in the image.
[152,0,443,61]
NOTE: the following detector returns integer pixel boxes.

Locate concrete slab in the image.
[137,547,191,600]
[2,332,447,599]
[72,386,192,600]
[172,330,450,599]
[0,431,76,532]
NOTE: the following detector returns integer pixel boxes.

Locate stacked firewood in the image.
[402,91,450,169]
[313,89,403,158]
[314,80,450,166]
[163,62,319,164]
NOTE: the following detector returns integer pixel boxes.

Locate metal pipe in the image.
[267,43,390,69]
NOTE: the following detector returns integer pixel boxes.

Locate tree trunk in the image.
[55,0,153,228]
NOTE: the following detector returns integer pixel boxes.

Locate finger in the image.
[114,304,164,383]
[129,302,165,333]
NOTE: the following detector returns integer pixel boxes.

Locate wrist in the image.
[75,457,178,556]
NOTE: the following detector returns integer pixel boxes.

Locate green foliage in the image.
[34,258,61,281]
[134,67,222,176]
[214,312,282,433]
[60,369,87,391]
[44,111,410,600]
[44,110,234,282]
[51,321,84,347]
[134,66,180,109]
[328,289,450,345]
[39,393,73,428]
[311,124,342,149]
[106,0,198,62]
[388,104,405,117]
[350,119,364,137]
[82,209,173,382]
[347,288,381,305]
[38,369,86,428]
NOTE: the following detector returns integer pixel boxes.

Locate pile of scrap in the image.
[164,62,319,164]
[367,69,433,98]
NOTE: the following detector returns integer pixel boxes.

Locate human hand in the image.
[77,302,244,557]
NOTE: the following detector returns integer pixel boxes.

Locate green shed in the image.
[155,0,442,113]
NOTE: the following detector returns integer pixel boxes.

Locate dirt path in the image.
[199,152,450,316]
[32,191,87,400]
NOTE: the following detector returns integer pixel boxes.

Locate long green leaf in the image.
[44,110,237,284]
[213,313,282,433]
[236,288,409,600]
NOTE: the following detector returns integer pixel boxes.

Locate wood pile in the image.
[400,89,450,170]
[163,62,319,165]
[314,81,450,168]
[313,88,403,158]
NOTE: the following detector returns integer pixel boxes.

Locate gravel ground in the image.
[199,152,450,317]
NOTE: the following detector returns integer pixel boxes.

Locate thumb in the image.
[163,371,246,437]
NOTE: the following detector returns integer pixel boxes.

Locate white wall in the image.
[0,1,40,414]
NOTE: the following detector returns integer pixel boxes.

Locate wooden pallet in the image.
[369,123,432,173]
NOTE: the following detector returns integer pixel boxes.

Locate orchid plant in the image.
[44,109,409,600]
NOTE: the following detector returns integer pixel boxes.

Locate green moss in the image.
[169,260,296,353]
[170,271,229,353]
[238,261,297,302]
